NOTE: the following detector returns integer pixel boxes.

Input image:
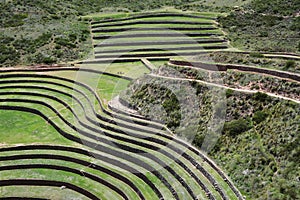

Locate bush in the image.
[31,52,57,64]
[42,56,57,64]
[253,92,271,102]
[250,52,264,58]
[0,44,20,66]
[224,118,252,136]
[226,89,234,97]
[1,13,28,28]
[259,31,269,37]
[55,37,76,48]
[284,60,296,70]
[253,110,268,124]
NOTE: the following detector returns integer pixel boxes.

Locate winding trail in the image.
[149,74,300,104]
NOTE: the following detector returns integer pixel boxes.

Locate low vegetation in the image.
[159,62,300,100]
[212,92,300,199]
[0,17,91,67]
[196,52,300,73]
[218,0,300,52]
[122,73,300,199]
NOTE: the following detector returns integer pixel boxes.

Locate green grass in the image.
[94,43,225,52]
[96,74,131,106]
[84,9,222,20]
[31,71,127,114]
[0,158,139,200]
[95,34,217,40]
[0,186,90,200]
[45,70,131,106]
[94,16,215,25]
[92,23,216,29]
[148,60,168,68]
[0,110,72,146]
[93,48,227,58]
[0,148,160,200]
[0,168,122,200]
[79,61,150,79]
[93,37,221,44]
[92,29,223,37]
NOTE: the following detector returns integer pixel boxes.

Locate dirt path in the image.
[141,58,156,71]
[149,74,300,104]
[217,50,300,60]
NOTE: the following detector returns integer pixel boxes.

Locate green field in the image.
[0,110,71,146]
[0,65,243,199]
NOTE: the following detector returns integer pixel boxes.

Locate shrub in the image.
[259,31,269,37]
[253,110,268,124]
[32,52,57,64]
[55,37,76,48]
[284,60,296,70]
[35,33,52,48]
[252,92,271,102]
[0,44,20,66]
[226,89,234,97]
[250,52,264,58]
[224,118,252,136]
[1,13,28,27]
[42,56,57,64]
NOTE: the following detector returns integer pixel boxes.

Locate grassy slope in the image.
[79,62,150,79]
[0,110,72,146]
[0,0,93,67]
[0,71,162,199]
[0,186,90,199]
[48,70,130,107]
[211,92,300,200]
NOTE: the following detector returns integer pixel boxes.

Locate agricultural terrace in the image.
[0,67,243,199]
[77,11,231,79]
[0,11,246,200]
[2,8,299,200]
[1,0,299,198]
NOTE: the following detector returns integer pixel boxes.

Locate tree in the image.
[284,60,296,70]
[224,118,252,136]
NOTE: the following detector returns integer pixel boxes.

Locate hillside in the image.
[120,60,300,199]
[0,0,299,199]
[1,0,299,67]
[0,0,213,67]
[218,0,300,52]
